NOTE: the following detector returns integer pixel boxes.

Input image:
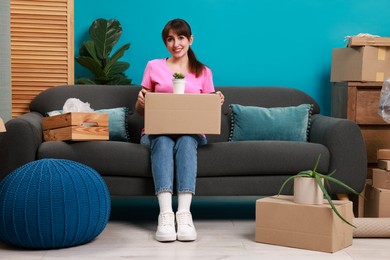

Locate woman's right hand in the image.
[137,88,148,109]
[136,87,150,116]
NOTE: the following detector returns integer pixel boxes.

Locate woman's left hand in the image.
[215,91,224,105]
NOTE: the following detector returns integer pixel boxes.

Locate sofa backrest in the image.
[30,85,319,144]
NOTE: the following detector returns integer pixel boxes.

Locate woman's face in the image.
[165,29,193,59]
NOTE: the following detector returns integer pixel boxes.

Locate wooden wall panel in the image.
[10,0,74,117]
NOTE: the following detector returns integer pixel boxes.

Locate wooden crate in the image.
[42,112,109,141]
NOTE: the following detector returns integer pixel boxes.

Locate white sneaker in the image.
[156,212,176,242]
[176,211,197,241]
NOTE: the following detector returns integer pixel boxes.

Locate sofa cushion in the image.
[229,104,313,142]
[37,141,152,178]
[197,141,329,177]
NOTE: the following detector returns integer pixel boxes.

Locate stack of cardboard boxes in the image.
[331,36,390,82]
[364,149,390,217]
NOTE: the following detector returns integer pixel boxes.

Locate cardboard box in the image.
[255,196,353,253]
[377,149,390,160]
[372,168,390,190]
[331,46,390,82]
[144,93,221,134]
[347,36,390,47]
[42,112,109,141]
[364,185,390,217]
[378,160,390,171]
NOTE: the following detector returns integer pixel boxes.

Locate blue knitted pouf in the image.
[0,159,111,249]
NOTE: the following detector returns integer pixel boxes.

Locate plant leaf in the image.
[82,41,101,66]
[107,43,130,66]
[317,173,362,196]
[104,61,130,77]
[89,18,122,60]
[315,175,356,228]
[313,154,321,172]
[75,56,105,78]
[76,78,96,85]
[277,173,311,196]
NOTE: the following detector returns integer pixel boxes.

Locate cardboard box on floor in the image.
[364,184,390,217]
[144,93,221,135]
[331,46,390,82]
[255,196,353,253]
[42,112,109,141]
[372,168,390,190]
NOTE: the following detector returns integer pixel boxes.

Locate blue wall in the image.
[74,0,390,115]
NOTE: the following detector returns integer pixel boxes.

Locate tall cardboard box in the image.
[364,185,390,217]
[144,93,221,134]
[331,46,390,82]
[255,196,353,253]
[42,112,109,141]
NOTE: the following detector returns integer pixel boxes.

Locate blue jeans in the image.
[141,134,207,195]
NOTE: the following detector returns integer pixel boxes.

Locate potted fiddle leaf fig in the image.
[278,154,362,228]
[75,18,131,85]
[172,73,186,94]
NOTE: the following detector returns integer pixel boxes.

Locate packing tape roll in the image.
[353,218,390,237]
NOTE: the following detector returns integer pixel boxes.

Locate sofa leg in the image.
[337,194,349,201]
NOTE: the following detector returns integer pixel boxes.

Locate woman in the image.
[136,18,224,242]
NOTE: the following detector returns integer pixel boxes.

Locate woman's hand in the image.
[136,87,150,116]
[215,91,224,105]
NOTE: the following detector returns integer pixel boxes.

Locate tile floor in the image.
[0,196,389,260]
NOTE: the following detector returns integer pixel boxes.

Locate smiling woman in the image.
[134,18,224,243]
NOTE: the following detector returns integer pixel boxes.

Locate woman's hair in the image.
[162,18,205,77]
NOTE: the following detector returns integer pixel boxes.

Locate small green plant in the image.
[278,154,362,228]
[75,18,131,85]
[173,73,185,79]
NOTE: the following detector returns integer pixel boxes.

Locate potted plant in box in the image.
[278,154,362,228]
[172,73,186,94]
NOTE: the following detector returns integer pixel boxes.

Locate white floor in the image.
[0,196,389,260]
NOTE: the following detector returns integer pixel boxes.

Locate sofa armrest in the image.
[308,114,367,194]
[0,112,43,180]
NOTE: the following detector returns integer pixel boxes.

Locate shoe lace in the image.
[161,213,174,226]
[177,212,193,226]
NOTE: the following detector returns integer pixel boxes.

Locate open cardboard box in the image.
[144,93,221,135]
[255,196,353,253]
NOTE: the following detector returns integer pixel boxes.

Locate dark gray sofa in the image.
[0,85,367,198]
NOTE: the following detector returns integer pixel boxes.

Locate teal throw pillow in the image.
[96,107,130,142]
[229,104,313,142]
[46,107,130,142]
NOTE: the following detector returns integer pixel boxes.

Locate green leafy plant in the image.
[278,154,362,228]
[173,73,185,79]
[75,18,131,85]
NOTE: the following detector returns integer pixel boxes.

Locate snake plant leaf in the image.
[89,18,122,60]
